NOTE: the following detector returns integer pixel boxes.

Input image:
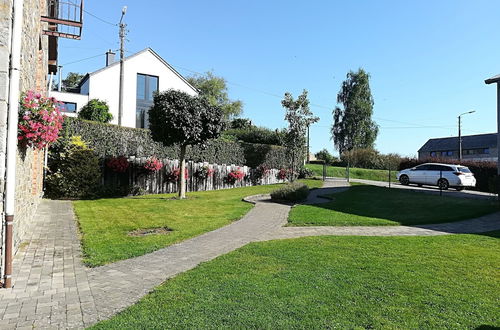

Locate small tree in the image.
[149,90,224,198]
[187,71,243,121]
[315,148,334,164]
[78,99,113,123]
[281,90,319,181]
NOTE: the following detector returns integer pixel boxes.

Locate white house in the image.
[51,48,198,128]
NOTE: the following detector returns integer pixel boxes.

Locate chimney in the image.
[106,49,116,66]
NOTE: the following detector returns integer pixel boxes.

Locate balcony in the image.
[41,0,84,40]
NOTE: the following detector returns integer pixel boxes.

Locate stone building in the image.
[0,0,82,284]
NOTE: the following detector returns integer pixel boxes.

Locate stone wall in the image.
[0,0,48,277]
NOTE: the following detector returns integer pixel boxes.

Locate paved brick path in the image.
[1,178,499,329]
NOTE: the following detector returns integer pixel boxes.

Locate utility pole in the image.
[118,6,127,126]
[306,125,310,163]
[457,110,475,161]
[58,65,63,92]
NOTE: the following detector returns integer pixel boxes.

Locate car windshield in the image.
[458,167,472,173]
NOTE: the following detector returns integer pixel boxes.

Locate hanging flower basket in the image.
[143,157,163,172]
[277,168,288,180]
[106,156,129,173]
[194,166,214,180]
[165,168,189,183]
[18,91,64,149]
[226,168,245,184]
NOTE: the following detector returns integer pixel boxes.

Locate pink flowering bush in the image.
[18,91,64,149]
[144,157,163,172]
[106,156,129,173]
[226,168,245,184]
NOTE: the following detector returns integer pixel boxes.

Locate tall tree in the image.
[331,68,379,155]
[281,90,319,181]
[149,90,224,198]
[187,71,243,121]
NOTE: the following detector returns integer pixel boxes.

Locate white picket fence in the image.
[103,156,286,194]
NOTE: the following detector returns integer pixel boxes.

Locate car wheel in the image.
[455,187,465,191]
[437,178,449,190]
[399,175,410,185]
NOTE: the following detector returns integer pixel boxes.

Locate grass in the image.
[289,184,499,226]
[306,163,397,182]
[91,233,500,329]
[73,179,322,267]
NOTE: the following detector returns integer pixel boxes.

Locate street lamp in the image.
[458,110,475,161]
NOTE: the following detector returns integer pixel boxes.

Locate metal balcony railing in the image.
[41,0,84,39]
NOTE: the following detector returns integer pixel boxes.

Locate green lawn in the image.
[73,179,322,267]
[306,163,397,182]
[91,233,500,329]
[289,184,499,226]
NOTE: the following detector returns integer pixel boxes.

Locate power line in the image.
[62,52,107,66]
[83,9,117,27]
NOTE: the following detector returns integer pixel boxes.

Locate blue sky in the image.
[58,0,499,157]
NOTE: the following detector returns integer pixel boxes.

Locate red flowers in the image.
[165,168,189,182]
[106,156,129,173]
[277,168,288,180]
[144,157,163,172]
[227,168,245,184]
[194,166,214,180]
[18,91,64,149]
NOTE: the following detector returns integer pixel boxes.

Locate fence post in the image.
[388,168,391,188]
[322,161,326,181]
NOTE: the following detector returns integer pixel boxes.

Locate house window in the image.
[136,74,159,128]
[61,102,77,113]
[430,151,436,157]
[483,148,490,154]
[446,151,453,156]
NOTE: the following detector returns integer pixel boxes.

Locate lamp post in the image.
[485,74,500,202]
[458,110,475,161]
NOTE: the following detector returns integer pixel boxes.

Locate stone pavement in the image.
[1,178,499,329]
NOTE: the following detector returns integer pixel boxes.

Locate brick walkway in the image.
[1,179,499,329]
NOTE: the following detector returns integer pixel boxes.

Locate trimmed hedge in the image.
[270,182,310,202]
[399,157,498,193]
[62,117,288,167]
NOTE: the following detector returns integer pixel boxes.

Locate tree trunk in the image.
[179,145,187,199]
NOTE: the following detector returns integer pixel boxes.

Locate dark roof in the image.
[485,74,500,84]
[418,133,497,152]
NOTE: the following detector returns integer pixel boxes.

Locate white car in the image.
[397,163,476,191]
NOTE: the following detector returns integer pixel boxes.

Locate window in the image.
[61,102,77,113]
[136,74,159,101]
[483,148,490,154]
[415,165,431,171]
[430,152,436,157]
[136,74,159,128]
[446,151,453,156]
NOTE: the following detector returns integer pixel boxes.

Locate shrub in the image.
[45,136,101,199]
[223,126,285,146]
[270,182,310,202]
[18,91,64,149]
[341,148,403,170]
[314,149,335,165]
[62,117,289,167]
[78,99,113,123]
[298,166,314,179]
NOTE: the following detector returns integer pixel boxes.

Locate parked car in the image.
[396,163,476,191]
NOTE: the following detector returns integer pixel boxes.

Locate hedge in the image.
[62,117,288,167]
[398,157,498,193]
